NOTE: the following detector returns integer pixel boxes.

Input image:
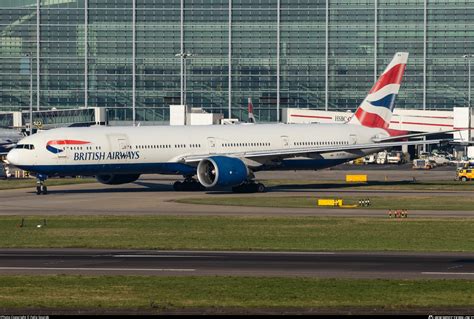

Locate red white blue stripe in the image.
[46,140,90,154]
[350,52,408,130]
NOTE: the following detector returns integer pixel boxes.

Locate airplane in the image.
[6,52,450,195]
[0,128,24,155]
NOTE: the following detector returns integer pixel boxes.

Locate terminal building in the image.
[0,0,473,125]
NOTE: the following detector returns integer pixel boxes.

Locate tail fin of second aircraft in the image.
[248,97,256,123]
[349,52,408,130]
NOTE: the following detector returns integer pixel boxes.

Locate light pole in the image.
[24,53,33,136]
[175,52,194,107]
[29,54,33,135]
[463,54,473,145]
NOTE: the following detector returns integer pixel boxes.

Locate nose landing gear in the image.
[35,174,48,195]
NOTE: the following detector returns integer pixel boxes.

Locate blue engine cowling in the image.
[197,156,248,188]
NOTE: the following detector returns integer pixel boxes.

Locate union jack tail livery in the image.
[349,52,408,130]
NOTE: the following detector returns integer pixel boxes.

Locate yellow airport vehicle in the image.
[346,174,368,182]
[317,199,358,208]
[457,169,474,181]
[351,157,365,165]
[318,199,343,207]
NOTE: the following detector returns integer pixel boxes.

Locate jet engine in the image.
[197,156,248,188]
[96,174,140,185]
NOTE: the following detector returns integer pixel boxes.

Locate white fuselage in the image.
[7,123,386,176]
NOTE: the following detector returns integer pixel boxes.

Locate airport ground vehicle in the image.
[419,152,430,159]
[351,157,365,165]
[376,151,388,164]
[457,169,474,181]
[387,151,405,164]
[468,146,474,161]
[412,159,435,170]
[446,154,457,166]
[456,161,474,171]
[429,153,450,166]
[363,154,377,164]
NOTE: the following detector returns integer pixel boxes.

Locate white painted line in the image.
[447,265,463,270]
[212,251,336,255]
[0,267,195,272]
[113,254,206,258]
[422,272,474,275]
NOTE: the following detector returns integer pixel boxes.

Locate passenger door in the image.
[107,134,131,163]
[350,134,357,144]
[281,135,289,148]
[207,137,217,154]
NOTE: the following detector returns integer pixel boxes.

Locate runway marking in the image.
[422,272,474,275]
[447,265,463,270]
[0,267,195,272]
[113,254,207,258]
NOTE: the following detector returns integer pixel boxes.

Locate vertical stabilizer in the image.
[349,52,408,129]
[248,97,256,123]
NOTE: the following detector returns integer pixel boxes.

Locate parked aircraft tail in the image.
[248,97,256,123]
[349,52,408,130]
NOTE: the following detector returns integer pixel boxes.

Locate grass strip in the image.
[1,216,473,251]
[0,276,472,310]
[0,178,97,190]
[176,195,474,211]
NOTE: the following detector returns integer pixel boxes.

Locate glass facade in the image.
[1,0,473,122]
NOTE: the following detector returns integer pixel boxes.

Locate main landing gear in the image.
[232,181,266,193]
[173,176,205,191]
[35,174,48,195]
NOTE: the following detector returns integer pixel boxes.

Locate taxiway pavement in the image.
[0,172,472,217]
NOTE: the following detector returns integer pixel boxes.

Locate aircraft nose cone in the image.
[6,149,19,165]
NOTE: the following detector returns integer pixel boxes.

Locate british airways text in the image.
[73,151,140,161]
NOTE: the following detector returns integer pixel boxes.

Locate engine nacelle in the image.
[197,156,248,188]
[96,174,140,185]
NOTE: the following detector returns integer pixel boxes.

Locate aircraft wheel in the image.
[36,186,41,195]
[256,183,266,193]
[173,181,183,191]
[181,182,193,191]
[191,181,205,191]
[248,183,258,193]
[41,185,48,195]
[232,183,264,193]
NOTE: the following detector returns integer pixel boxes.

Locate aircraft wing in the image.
[180,138,447,165]
[371,130,459,143]
[0,140,16,155]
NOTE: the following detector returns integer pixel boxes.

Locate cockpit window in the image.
[15,144,35,150]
